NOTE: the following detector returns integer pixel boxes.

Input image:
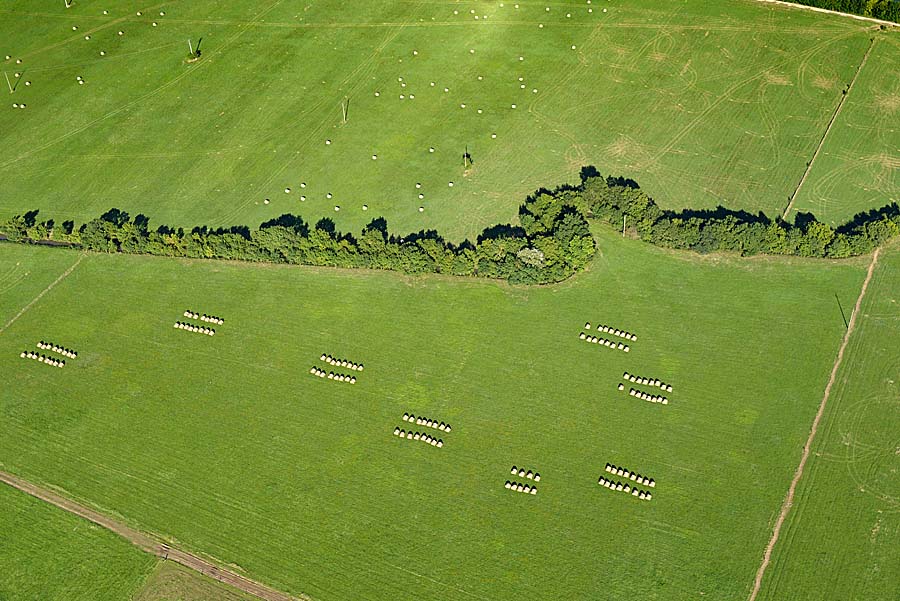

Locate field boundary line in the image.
[0,253,84,335]
[747,247,880,601]
[751,0,899,27]
[0,471,308,601]
[781,36,876,220]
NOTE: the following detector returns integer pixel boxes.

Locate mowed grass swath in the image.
[0,230,868,600]
[0,0,892,241]
[0,484,156,601]
[758,243,900,601]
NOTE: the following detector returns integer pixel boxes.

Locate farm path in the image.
[747,246,881,601]
[0,470,307,601]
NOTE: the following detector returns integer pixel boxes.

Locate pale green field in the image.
[0,484,155,601]
[0,0,891,241]
[0,230,869,600]
[792,35,900,223]
[758,243,900,601]
[133,561,258,601]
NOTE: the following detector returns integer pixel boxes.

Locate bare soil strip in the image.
[0,471,304,601]
[753,0,899,27]
[0,253,84,335]
[781,36,876,220]
[747,247,881,601]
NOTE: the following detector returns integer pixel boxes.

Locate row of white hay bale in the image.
[37,341,77,358]
[604,464,655,487]
[183,310,224,325]
[623,372,672,392]
[320,354,363,371]
[584,322,637,342]
[393,428,443,447]
[597,477,652,500]
[510,466,541,481]
[402,414,451,432]
[174,322,215,335]
[578,332,630,352]
[505,481,537,495]
[309,366,357,383]
[625,387,668,405]
[20,351,65,367]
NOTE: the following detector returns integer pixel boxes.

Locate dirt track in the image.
[0,471,303,601]
[747,248,881,600]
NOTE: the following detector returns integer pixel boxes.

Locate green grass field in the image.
[757,243,900,601]
[0,228,870,600]
[0,0,895,241]
[0,484,155,600]
[792,36,900,223]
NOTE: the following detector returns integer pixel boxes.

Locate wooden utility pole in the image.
[3,72,12,94]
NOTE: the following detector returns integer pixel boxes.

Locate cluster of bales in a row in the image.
[393,428,444,447]
[621,386,668,405]
[509,466,541,482]
[184,311,224,325]
[20,351,65,367]
[36,341,77,359]
[320,354,364,371]
[623,372,672,393]
[504,481,537,495]
[402,414,451,432]
[578,332,630,352]
[174,322,215,335]
[309,366,357,383]
[604,464,655,487]
[585,322,637,342]
[597,477,652,500]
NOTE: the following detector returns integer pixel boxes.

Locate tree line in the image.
[574,167,899,258]
[0,193,595,285]
[784,0,900,22]
[3,167,898,283]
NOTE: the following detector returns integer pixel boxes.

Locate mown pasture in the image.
[757,243,900,601]
[791,36,900,224]
[0,484,155,601]
[0,229,869,600]
[0,0,892,240]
